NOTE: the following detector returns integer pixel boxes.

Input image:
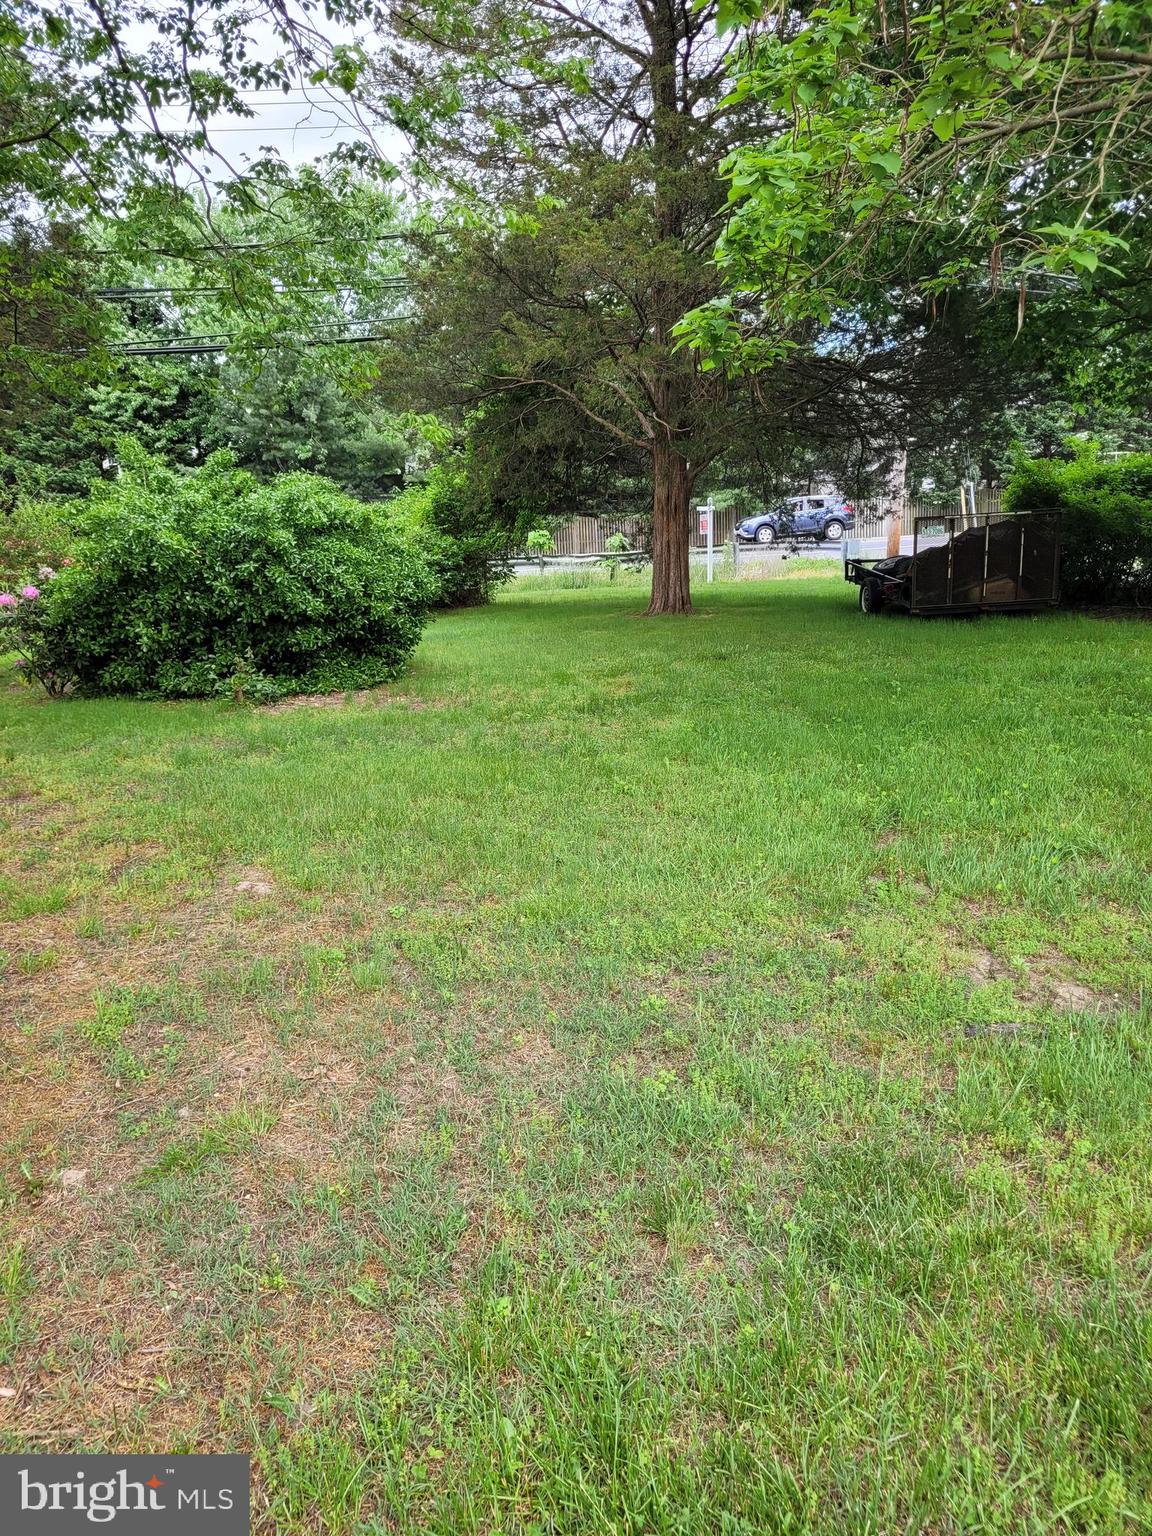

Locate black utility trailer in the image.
[844,510,1062,616]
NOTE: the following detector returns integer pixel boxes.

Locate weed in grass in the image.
[637,1166,709,1261]
[348,947,394,992]
[17,947,58,975]
[80,989,134,1050]
[223,955,285,1003]
[258,1423,369,1535]
[0,1247,32,1366]
[300,944,349,992]
[137,1105,278,1185]
[1,884,75,920]
[74,989,146,1081]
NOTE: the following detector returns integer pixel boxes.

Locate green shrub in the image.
[1004,447,1152,605]
[525,526,554,574]
[17,440,436,700]
[601,530,631,582]
[386,463,516,607]
[0,498,75,589]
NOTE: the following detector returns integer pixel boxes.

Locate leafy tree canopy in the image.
[1,0,395,412]
[680,0,1152,369]
[209,352,406,499]
[368,1,1024,609]
[367,0,759,612]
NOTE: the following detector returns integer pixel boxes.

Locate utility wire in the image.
[106,320,399,345]
[200,95,367,104]
[94,281,409,297]
[89,124,382,137]
[100,331,402,356]
[19,328,403,359]
[75,232,425,258]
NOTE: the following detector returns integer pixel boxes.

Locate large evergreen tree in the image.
[369,1,780,613]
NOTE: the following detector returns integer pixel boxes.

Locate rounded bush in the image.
[1005,447,1152,605]
[28,441,437,699]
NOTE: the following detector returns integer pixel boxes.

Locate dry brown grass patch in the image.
[960,941,1123,1013]
[259,687,455,715]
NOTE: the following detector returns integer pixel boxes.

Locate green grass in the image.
[1,572,1151,1533]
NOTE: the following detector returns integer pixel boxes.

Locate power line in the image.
[98,315,410,348]
[75,232,425,258]
[211,89,364,99]
[201,103,377,114]
[225,91,363,100]
[102,330,402,357]
[171,126,376,135]
[107,321,398,345]
[95,281,409,297]
[91,123,381,138]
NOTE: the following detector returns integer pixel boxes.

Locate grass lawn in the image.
[2,570,1151,1533]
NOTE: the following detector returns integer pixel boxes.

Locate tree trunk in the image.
[643,4,695,617]
[647,437,693,615]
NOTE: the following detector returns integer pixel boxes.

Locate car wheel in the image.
[824,520,846,542]
[755,524,776,545]
[859,580,884,614]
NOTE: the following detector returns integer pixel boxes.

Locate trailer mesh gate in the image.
[909,512,1061,613]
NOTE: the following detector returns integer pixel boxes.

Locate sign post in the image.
[698,498,715,583]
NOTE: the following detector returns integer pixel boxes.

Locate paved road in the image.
[733,535,917,562]
[510,536,916,576]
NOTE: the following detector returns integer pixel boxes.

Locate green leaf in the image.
[1068,248,1099,272]
[867,151,902,177]
[913,93,949,122]
[931,112,962,142]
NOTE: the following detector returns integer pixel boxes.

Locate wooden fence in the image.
[531,491,1004,557]
[548,515,649,556]
[847,491,1003,539]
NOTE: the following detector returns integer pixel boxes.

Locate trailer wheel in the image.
[859,580,884,614]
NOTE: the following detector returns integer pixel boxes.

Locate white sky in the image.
[128,14,408,181]
[152,89,407,177]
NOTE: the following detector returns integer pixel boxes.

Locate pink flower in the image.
[0,593,16,608]
[12,657,26,668]
[19,586,39,600]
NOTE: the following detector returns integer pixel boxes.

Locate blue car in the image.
[735,495,856,546]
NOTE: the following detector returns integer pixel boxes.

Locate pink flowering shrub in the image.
[0,573,75,696]
[1,498,74,591]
